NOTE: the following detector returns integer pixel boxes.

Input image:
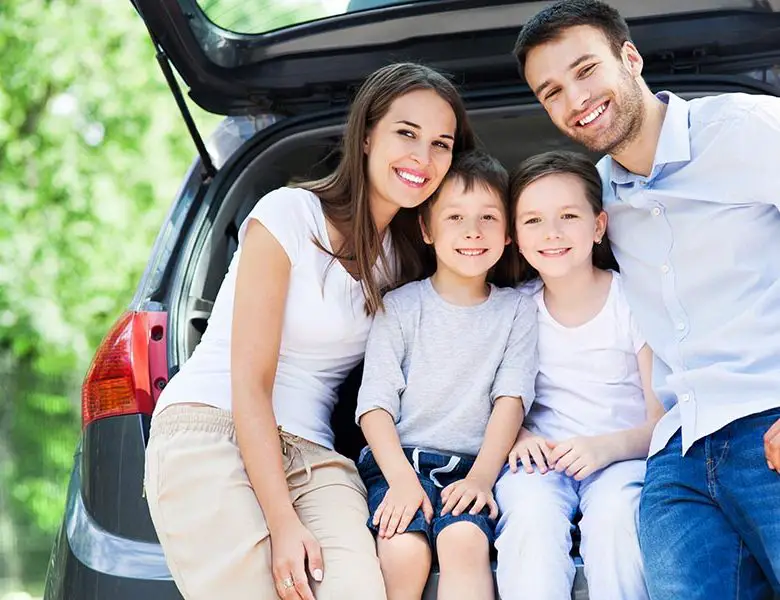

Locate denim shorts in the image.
[357,446,496,549]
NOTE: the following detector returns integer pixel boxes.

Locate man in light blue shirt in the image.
[512,1,780,598]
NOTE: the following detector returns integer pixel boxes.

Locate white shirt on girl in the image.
[522,271,647,442]
[153,187,394,449]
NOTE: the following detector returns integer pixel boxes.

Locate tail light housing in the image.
[81,311,168,427]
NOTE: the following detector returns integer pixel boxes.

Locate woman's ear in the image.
[419,214,433,245]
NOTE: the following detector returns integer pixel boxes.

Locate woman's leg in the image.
[376,533,431,600]
[436,521,493,600]
[144,405,277,600]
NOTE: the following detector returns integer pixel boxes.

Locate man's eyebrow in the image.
[395,120,455,140]
[533,53,599,96]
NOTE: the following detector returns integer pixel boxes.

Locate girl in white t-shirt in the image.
[494,151,665,600]
[143,63,476,600]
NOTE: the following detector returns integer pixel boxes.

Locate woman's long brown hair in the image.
[302,63,476,315]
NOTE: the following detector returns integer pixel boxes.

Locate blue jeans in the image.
[357,447,496,549]
[639,408,780,600]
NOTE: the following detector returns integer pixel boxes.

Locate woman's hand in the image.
[508,427,553,474]
[373,474,433,539]
[269,516,324,600]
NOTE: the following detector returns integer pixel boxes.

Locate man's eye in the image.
[579,64,596,78]
[545,89,560,101]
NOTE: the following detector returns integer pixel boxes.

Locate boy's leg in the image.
[377,533,432,600]
[639,430,772,600]
[494,468,579,600]
[712,408,780,593]
[435,521,493,600]
[577,459,648,600]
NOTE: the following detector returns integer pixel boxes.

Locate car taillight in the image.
[82,311,168,428]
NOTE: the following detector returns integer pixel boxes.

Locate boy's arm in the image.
[466,395,526,488]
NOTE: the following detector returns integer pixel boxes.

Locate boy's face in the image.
[514,172,606,281]
[523,25,646,155]
[421,177,511,282]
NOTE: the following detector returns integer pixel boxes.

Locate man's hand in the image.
[764,417,780,472]
[508,427,552,474]
[440,477,498,519]
[547,435,616,481]
[373,475,433,539]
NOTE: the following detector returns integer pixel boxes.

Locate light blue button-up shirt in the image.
[597,91,780,456]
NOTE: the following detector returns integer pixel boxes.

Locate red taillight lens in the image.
[82,311,168,427]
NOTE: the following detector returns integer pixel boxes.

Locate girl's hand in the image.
[508,427,552,474]
[269,516,324,600]
[373,475,434,539]
[440,478,499,520]
[547,435,616,481]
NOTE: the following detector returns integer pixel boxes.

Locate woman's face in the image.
[364,89,457,223]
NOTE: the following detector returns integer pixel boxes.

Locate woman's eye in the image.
[433,140,452,151]
[397,129,415,139]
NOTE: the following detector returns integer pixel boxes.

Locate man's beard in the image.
[571,71,645,156]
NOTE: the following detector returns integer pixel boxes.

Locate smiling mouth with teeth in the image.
[577,101,608,127]
[394,168,427,187]
[539,248,570,257]
[456,249,487,256]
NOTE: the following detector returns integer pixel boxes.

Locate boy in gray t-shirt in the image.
[355,150,539,600]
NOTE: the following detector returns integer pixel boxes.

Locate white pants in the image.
[494,460,649,600]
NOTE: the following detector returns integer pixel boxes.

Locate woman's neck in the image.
[431,268,490,306]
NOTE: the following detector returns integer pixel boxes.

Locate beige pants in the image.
[144,405,386,600]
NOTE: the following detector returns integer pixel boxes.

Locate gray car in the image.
[43,1,780,598]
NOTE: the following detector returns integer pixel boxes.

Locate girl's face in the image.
[422,177,511,282]
[365,89,457,220]
[514,173,607,281]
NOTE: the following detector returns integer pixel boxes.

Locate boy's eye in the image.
[447,214,462,221]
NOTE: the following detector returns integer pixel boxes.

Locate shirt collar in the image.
[609,91,692,185]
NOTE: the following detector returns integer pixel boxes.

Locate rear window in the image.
[196,0,414,34]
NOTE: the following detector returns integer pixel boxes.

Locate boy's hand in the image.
[373,475,433,539]
[508,427,552,474]
[547,435,615,481]
[765,417,780,471]
[440,477,498,520]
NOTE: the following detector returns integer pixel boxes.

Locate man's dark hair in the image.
[509,150,619,281]
[420,150,521,287]
[513,0,631,78]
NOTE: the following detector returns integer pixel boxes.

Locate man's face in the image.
[524,25,645,155]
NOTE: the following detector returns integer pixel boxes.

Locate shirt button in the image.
[651,206,661,216]
[661,264,670,274]
[676,321,685,331]
[680,393,690,403]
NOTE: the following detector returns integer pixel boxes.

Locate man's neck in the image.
[612,90,668,177]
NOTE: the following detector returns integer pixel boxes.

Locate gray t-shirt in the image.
[355,278,539,456]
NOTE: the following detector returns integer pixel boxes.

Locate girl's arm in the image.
[231,220,321,599]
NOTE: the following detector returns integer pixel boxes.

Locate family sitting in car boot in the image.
[142,1,780,599]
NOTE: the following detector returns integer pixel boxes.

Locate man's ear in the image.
[621,41,644,78]
[419,214,433,245]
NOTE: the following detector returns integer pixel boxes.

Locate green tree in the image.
[0,0,216,591]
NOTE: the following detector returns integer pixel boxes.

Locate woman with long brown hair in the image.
[143,62,475,600]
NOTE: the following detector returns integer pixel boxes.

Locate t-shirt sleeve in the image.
[491,295,539,414]
[355,297,406,424]
[237,187,309,265]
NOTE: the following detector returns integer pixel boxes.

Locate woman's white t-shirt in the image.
[522,271,648,441]
[154,187,394,449]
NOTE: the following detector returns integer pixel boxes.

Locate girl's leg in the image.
[144,406,277,600]
[436,521,493,600]
[578,459,648,600]
[494,468,578,600]
[376,533,431,600]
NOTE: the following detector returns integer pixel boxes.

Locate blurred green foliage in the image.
[0,0,217,592]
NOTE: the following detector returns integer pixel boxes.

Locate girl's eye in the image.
[523,217,541,225]
[562,213,578,220]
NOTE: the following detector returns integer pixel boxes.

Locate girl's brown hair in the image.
[302,63,476,315]
[509,150,619,283]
